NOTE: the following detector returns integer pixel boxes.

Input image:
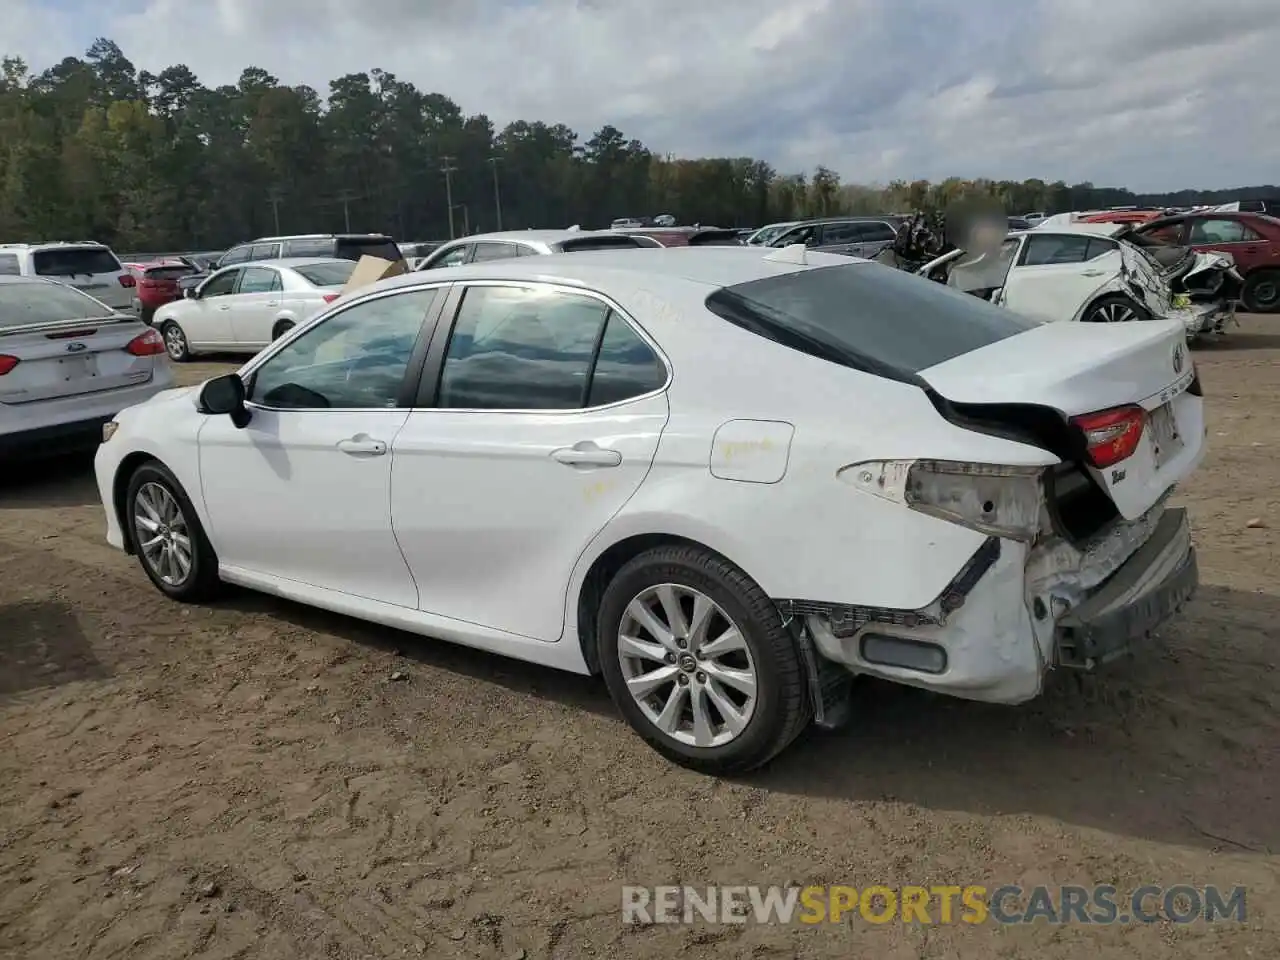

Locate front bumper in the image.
[1055,508,1197,668]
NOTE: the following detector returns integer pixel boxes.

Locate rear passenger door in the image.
[228,265,284,349]
[389,282,671,641]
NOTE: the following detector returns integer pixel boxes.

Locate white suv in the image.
[0,242,137,313]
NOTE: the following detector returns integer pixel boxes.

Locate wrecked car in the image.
[918,223,1239,339]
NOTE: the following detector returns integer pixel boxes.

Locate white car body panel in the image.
[95,247,1205,712]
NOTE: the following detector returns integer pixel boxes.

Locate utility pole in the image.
[335,191,360,232]
[440,156,457,239]
[488,156,503,231]
[266,188,284,235]
[453,203,469,236]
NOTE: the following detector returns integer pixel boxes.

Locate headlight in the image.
[102,421,119,442]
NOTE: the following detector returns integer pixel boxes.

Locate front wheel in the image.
[597,544,812,774]
[1242,269,1280,313]
[125,461,222,602]
[1082,295,1150,324]
[271,319,295,341]
[160,320,191,361]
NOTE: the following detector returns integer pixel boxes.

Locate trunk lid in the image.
[919,318,1203,521]
[0,316,157,404]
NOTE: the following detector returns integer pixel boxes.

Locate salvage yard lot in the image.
[1,319,1277,959]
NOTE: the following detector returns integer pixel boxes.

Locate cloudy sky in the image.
[9,0,1280,191]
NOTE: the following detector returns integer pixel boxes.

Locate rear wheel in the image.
[597,544,811,774]
[1242,269,1280,313]
[271,319,295,341]
[160,320,190,361]
[125,462,221,602]
[1083,295,1149,324]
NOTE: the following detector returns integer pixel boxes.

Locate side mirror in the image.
[198,373,251,429]
[183,286,197,299]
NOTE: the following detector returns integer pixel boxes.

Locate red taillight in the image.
[322,293,340,303]
[125,329,166,356]
[1071,405,1146,468]
[0,354,18,375]
[119,274,136,288]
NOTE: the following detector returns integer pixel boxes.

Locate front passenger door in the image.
[198,287,445,606]
[184,268,243,347]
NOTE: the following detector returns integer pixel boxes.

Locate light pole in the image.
[488,156,503,231]
[440,156,457,239]
[453,203,470,236]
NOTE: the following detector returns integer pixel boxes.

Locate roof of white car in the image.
[236,257,351,270]
[1011,222,1127,239]
[379,245,859,294]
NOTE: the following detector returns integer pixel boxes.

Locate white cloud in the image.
[6,0,1279,191]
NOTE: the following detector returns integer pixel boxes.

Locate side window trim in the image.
[412,279,671,413]
[239,282,453,412]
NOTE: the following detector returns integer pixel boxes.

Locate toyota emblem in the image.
[65,341,88,353]
[1172,343,1185,374]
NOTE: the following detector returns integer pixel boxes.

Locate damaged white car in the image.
[94,246,1203,775]
[919,224,1239,339]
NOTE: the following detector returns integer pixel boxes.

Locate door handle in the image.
[551,442,622,468]
[218,304,231,311]
[337,434,387,457]
[266,300,280,306]
[1082,269,1106,277]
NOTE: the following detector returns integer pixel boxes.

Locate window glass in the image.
[586,314,666,407]
[860,222,897,242]
[31,247,121,276]
[282,238,333,257]
[1085,238,1119,260]
[218,245,251,266]
[293,261,357,287]
[250,289,437,409]
[1022,234,1092,265]
[248,243,281,261]
[200,269,241,298]
[0,281,112,329]
[819,222,864,244]
[237,267,281,294]
[1189,219,1260,244]
[424,244,471,269]
[705,261,1038,382]
[471,242,520,262]
[0,254,20,276]
[333,237,402,262]
[1143,222,1185,244]
[438,286,610,410]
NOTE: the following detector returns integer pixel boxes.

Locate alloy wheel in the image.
[1091,301,1137,323]
[133,481,193,586]
[163,324,187,359]
[616,583,758,748]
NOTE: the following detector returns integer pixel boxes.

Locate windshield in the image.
[0,281,115,329]
[31,247,122,277]
[705,262,1038,382]
[293,261,358,286]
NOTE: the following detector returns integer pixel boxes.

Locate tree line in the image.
[1,39,1276,252]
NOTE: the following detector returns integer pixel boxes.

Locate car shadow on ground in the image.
[0,454,99,508]
[217,589,615,719]
[753,583,1279,855]
[224,583,1277,853]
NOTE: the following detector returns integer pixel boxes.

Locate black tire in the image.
[271,319,295,341]
[1241,269,1280,313]
[124,461,222,602]
[597,544,812,774]
[1081,294,1151,324]
[160,320,191,361]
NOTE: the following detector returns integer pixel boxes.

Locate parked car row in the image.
[89,243,1205,774]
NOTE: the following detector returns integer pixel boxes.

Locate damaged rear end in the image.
[1118,231,1241,336]
[802,318,1203,706]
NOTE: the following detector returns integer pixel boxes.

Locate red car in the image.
[126,260,200,324]
[1131,212,1280,313]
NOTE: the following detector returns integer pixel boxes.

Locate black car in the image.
[178,234,402,292]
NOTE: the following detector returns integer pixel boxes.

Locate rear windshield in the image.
[559,236,645,252]
[704,262,1039,382]
[0,281,115,329]
[333,237,403,262]
[32,247,122,277]
[293,261,357,286]
[144,265,197,281]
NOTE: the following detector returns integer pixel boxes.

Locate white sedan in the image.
[153,258,356,361]
[94,246,1204,773]
[919,224,1238,338]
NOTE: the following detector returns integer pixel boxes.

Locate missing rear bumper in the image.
[1055,508,1197,668]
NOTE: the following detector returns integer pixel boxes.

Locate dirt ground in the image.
[1,318,1277,960]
